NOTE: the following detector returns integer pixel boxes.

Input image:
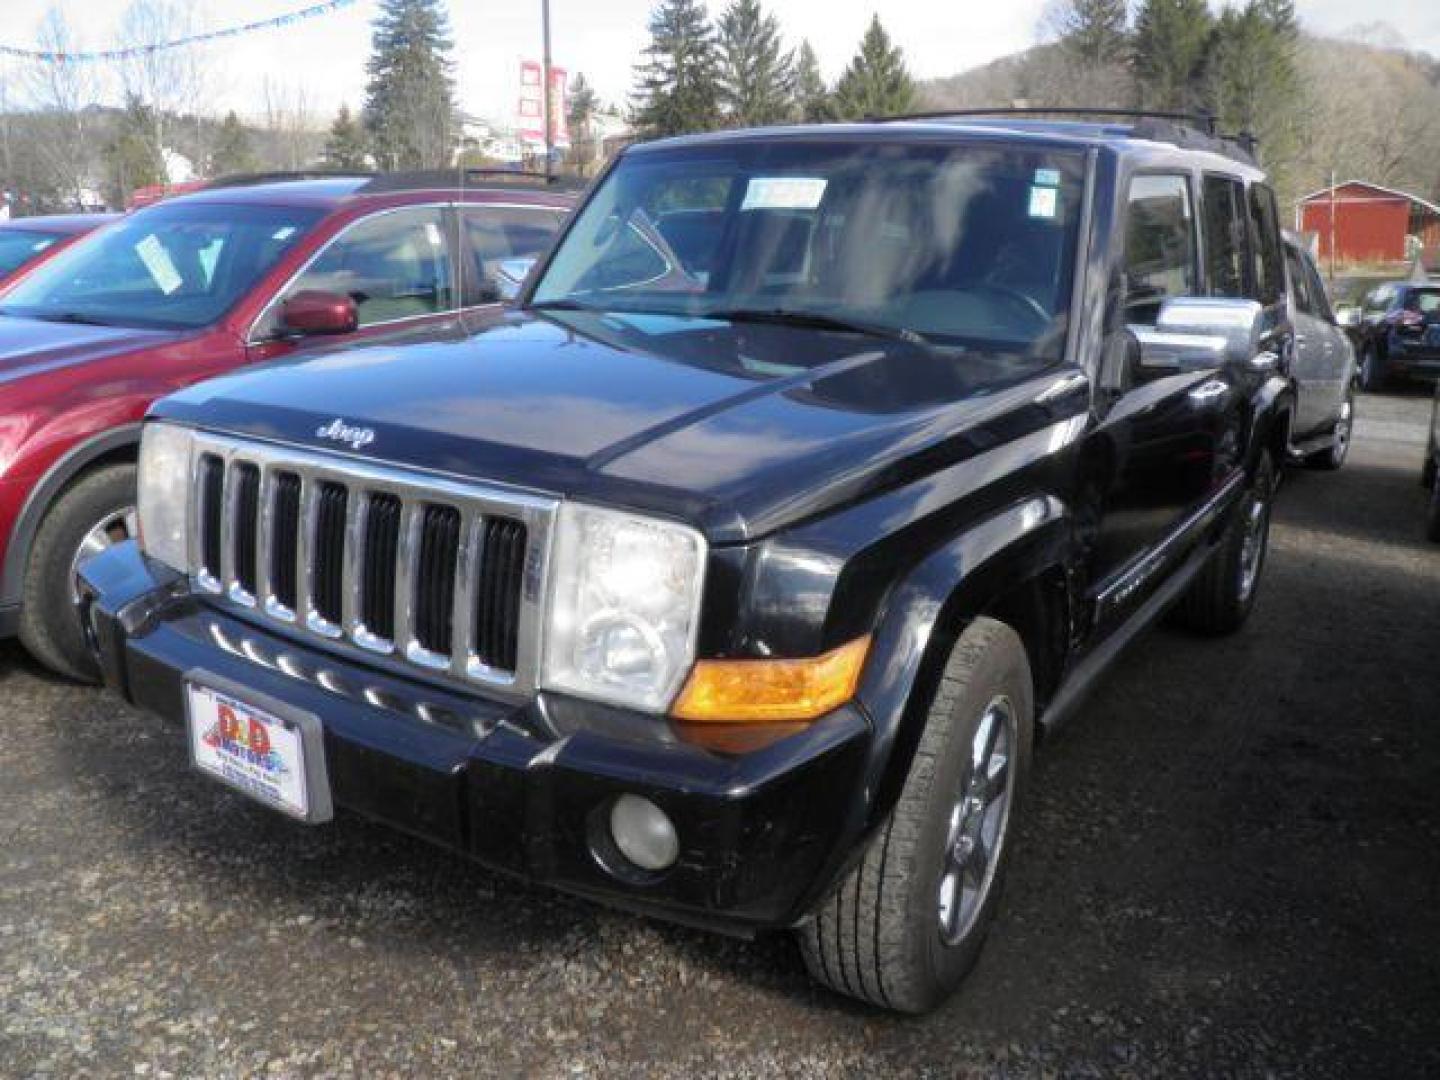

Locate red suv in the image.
[0,212,118,290]
[0,173,573,678]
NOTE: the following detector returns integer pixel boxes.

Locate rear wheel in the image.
[1359,345,1387,392]
[1427,469,1440,544]
[797,617,1033,1014]
[19,463,137,681]
[1306,389,1354,471]
[1172,451,1274,635]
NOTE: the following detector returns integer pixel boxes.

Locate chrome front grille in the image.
[187,432,557,697]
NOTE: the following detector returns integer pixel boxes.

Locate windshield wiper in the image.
[34,310,114,327]
[526,298,599,313]
[708,307,930,347]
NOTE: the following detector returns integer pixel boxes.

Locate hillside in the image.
[920,33,1440,209]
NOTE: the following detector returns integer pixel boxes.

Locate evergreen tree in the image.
[1132,0,1214,112]
[1206,0,1304,189]
[363,0,457,169]
[832,16,915,120]
[209,111,256,177]
[716,0,794,127]
[792,40,832,122]
[567,73,602,175]
[630,0,722,139]
[1050,0,1131,64]
[104,93,165,203]
[324,105,371,170]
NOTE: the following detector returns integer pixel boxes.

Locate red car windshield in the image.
[0,201,323,330]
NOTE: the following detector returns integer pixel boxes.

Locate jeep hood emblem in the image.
[315,418,376,450]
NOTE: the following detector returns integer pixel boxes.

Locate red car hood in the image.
[0,314,176,386]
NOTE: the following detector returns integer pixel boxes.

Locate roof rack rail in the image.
[206,169,373,189]
[866,106,1261,166]
[867,106,1221,135]
[359,168,587,193]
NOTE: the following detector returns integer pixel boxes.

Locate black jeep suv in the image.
[79,115,1295,1013]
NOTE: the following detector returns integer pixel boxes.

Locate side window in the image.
[1363,285,1394,317]
[460,206,564,304]
[1202,174,1248,298]
[1301,255,1333,322]
[262,207,454,334]
[1123,173,1198,326]
[1246,183,1285,307]
[1284,245,1315,315]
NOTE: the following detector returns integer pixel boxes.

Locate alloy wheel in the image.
[70,505,138,603]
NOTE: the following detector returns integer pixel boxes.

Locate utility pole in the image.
[541,0,553,178]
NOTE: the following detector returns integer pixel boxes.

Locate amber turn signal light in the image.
[670,636,871,723]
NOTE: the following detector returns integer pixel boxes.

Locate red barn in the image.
[1298,181,1440,264]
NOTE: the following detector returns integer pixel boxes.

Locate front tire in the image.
[19,463,138,681]
[1172,451,1275,635]
[797,617,1033,1014]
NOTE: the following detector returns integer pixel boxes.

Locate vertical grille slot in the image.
[270,472,302,612]
[313,482,348,624]
[362,493,402,640]
[232,463,260,596]
[199,454,224,580]
[413,505,461,655]
[474,518,527,672]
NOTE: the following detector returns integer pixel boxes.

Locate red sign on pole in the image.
[517,60,568,148]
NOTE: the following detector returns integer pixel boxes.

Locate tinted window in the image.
[1202,175,1248,298]
[1123,174,1197,325]
[0,203,321,330]
[460,205,564,304]
[262,207,454,333]
[1403,288,1440,315]
[0,228,67,276]
[1300,252,1333,321]
[533,142,1088,366]
[1285,245,1316,315]
[1247,183,1285,306]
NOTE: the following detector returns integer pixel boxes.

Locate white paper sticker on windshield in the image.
[1028,185,1059,220]
[134,234,183,295]
[424,221,443,246]
[741,176,828,211]
[271,226,297,241]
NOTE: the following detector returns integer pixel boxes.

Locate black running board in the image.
[1038,540,1215,735]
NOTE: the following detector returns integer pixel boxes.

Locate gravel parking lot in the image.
[3,391,1439,1079]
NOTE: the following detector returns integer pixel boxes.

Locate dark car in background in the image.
[80,115,1295,1013]
[0,172,573,680]
[0,213,117,290]
[1348,279,1440,390]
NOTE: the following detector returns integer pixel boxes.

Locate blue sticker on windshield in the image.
[1034,168,1061,187]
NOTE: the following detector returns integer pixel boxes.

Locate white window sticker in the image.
[134,234,183,295]
[1028,185,1059,220]
[424,221,443,246]
[741,176,828,211]
[271,226,297,241]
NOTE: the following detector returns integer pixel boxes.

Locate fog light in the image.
[609,795,679,872]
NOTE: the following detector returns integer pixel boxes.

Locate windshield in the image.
[0,228,68,277]
[530,140,1088,363]
[0,201,323,330]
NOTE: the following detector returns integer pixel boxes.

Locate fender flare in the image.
[854,494,1071,831]
[1,424,142,610]
[1248,374,1296,473]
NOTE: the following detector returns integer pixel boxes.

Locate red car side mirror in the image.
[279,290,358,336]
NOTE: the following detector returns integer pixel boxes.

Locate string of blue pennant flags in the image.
[0,0,360,63]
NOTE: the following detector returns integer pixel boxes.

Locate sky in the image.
[1,0,1438,127]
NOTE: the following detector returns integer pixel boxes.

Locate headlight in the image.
[136,422,193,571]
[541,503,706,712]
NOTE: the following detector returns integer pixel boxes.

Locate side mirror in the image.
[494,257,537,302]
[1117,297,1275,384]
[279,289,358,336]
[1335,304,1359,328]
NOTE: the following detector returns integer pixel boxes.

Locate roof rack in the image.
[206,169,373,189]
[868,106,1260,166]
[359,168,587,194]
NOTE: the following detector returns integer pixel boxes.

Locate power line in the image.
[0,0,361,64]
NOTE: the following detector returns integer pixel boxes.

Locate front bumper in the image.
[78,542,872,935]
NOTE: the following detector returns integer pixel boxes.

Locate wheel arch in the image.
[1,424,141,610]
[852,495,1074,837]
